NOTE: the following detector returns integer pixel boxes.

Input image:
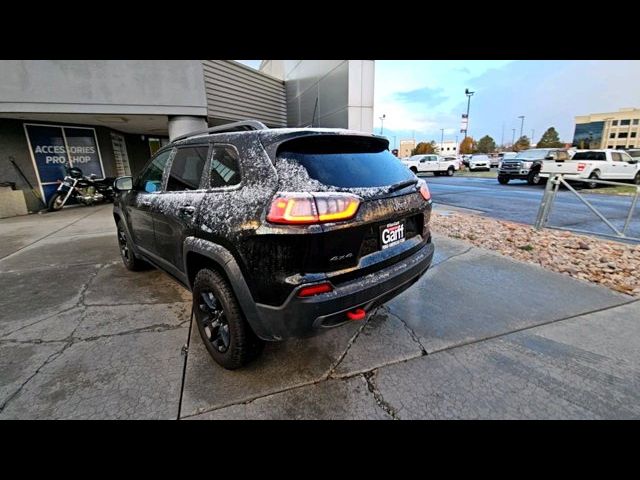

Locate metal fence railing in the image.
[534,173,640,242]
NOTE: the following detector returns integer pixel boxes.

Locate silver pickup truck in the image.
[497,148,570,185]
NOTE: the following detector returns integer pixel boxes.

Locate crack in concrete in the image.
[363,370,398,420]
[179,296,640,419]
[0,340,68,413]
[429,246,474,269]
[325,313,374,379]
[385,310,428,355]
[0,320,190,345]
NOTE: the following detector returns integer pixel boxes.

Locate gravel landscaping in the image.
[431,211,640,296]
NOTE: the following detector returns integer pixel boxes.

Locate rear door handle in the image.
[180,205,196,216]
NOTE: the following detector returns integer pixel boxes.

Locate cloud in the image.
[394,87,448,107]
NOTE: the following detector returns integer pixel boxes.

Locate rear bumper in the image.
[250,241,435,340]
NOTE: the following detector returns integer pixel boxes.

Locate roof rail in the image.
[171,120,268,143]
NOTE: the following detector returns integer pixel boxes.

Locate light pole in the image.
[501,123,505,149]
[512,128,516,146]
[518,115,525,139]
[379,114,386,135]
[531,129,535,144]
[464,88,475,139]
[440,128,444,153]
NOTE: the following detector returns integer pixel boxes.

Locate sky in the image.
[237,60,640,147]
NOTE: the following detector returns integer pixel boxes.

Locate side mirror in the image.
[628,159,638,164]
[113,176,133,192]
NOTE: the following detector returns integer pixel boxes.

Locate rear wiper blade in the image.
[388,179,418,193]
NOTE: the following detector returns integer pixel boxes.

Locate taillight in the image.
[419,182,431,201]
[267,192,360,225]
[577,162,586,172]
[297,282,333,297]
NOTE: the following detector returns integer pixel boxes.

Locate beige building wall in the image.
[575,108,640,149]
[399,139,416,158]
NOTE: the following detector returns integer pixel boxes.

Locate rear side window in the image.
[572,151,606,161]
[277,136,413,188]
[166,146,208,191]
[209,146,241,188]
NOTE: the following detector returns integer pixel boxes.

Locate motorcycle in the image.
[47,166,115,212]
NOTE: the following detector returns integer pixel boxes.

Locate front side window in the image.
[612,152,622,162]
[209,146,241,188]
[136,149,172,193]
[166,146,208,191]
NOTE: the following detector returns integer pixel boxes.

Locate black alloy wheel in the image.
[197,290,231,354]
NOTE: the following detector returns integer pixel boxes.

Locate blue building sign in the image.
[24,124,105,202]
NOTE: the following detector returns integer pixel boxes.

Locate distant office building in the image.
[437,140,458,155]
[573,108,640,149]
[399,139,416,158]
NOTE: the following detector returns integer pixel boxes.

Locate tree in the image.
[459,136,476,154]
[476,135,496,154]
[411,141,437,155]
[513,135,531,152]
[537,127,564,148]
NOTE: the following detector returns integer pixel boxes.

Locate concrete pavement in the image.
[1,205,638,419]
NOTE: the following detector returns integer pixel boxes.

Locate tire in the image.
[116,220,147,271]
[193,268,264,370]
[447,167,455,176]
[47,192,66,212]
[498,175,509,185]
[587,170,600,189]
[527,169,543,185]
[410,167,418,174]
[634,172,640,185]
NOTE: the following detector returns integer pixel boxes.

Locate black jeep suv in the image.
[112,121,434,369]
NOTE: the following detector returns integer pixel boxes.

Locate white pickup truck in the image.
[401,154,458,176]
[540,149,640,188]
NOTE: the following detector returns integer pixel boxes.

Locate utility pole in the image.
[440,128,444,154]
[464,88,475,139]
[531,129,535,144]
[518,115,525,139]
[379,114,386,135]
[501,123,505,149]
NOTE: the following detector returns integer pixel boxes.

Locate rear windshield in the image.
[276,136,413,188]
[572,151,606,161]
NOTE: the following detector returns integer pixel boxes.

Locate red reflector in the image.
[577,162,586,172]
[297,282,333,298]
[346,308,366,321]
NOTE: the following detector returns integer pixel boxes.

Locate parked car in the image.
[112,121,435,369]
[468,154,491,171]
[497,148,570,185]
[401,154,458,176]
[488,154,501,168]
[551,149,640,188]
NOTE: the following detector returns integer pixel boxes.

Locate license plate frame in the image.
[379,220,406,250]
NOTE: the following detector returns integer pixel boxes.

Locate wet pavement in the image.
[1,204,638,419]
